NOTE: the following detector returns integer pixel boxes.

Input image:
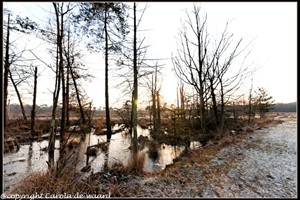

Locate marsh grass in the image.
[9,167,98,195]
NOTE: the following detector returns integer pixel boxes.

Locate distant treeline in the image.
[7,102,296,117]
[272,102,296,112]
[7,103,124,117]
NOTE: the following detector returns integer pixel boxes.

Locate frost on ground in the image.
[203,114,297,198]
[117,113,297,198]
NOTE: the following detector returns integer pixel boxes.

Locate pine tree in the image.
[255,87,275,118]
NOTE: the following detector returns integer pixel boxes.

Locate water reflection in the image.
[144,144,185,172]
[3,125,188,191]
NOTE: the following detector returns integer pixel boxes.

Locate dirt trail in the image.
[201,114,297,198]
[116,113,297,197]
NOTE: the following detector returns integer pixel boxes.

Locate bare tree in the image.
[247,77,254,123]
[8,69,27,121]
[3,10,39,127]
[173,4,252,135]
[113,3,162,153]
[30,66,37,138]
[45,3,76,164]
[145,63,162,136]
[4,13,11,129]
[206,22,251,132]
[173,5,209,134]
[53,2,66,154]
[132,2,138,152]
[156,89,161,132]
[65,25,71,127]
[63,25,87,125]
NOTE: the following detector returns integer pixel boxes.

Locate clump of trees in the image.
[3,9,38,132]
[172,5,252,141]
[145,4,278,148]
[247,87,275,122]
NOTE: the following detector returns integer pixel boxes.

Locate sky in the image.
[3,2,297,108]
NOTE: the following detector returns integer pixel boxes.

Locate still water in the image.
[3,125,200,192]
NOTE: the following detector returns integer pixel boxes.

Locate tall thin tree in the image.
[4,13,11,130]
[104,5,112,141]
[132,2,138,153]
[30,66,38,138]
[8,70,27,121]
[74,3,128,142]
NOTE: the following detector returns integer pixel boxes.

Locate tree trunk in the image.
[66,27,70,127]
[130,93,134,136]
[199,87,206,134]
[132,3,138,153]
[58,6,66,155]
[63,23,86,125]
[152,88,156,134]
[148,101,152,129]
[156,90,161,132]
[197,31,206,134]
[176,87,179,117]
[4,14,10,130]
[30,66,38,138]
[104,7,112,142]
[219,80,225,134]
[69,59,86,124]
[89,102,92,130]
[248,79,253,123]
[9,70,27,121]
[66,65,70,126]
[48,43,61,168]
[53,3,66,159]
[179,84,185,118]
[210,78,218,125]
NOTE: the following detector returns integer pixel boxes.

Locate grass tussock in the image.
[9,167,99,195]
[256,115,274,126]
[93,118,106,129]
[125,152,146,175]
[10,152,146,196]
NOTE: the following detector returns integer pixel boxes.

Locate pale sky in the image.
[3,2,297,108]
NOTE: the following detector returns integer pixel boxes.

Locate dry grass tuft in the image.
[125,152,146,175]
[93,118,106,129]
[9,167,98,195]
[256,116,273,126]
